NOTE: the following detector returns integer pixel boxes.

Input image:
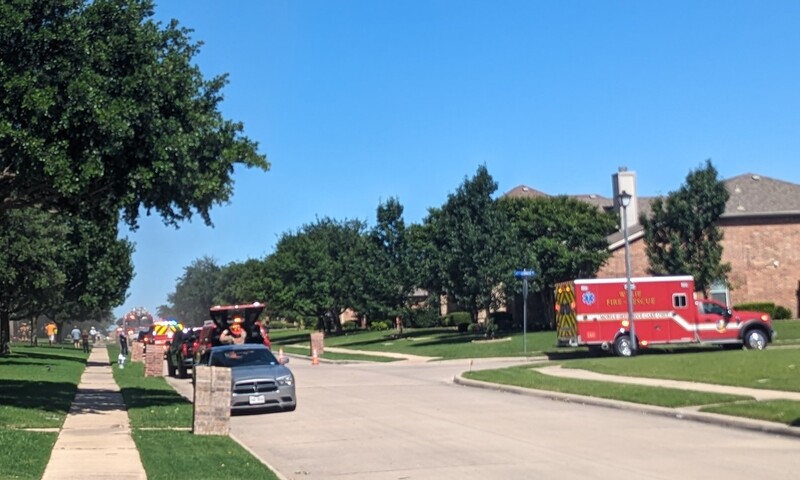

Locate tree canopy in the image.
[499,195,617,326]
[166,256,221,326]
[641,159,731,294]
[424,166,515,323]
[0,0,268,353]
[0,0,268,226]
[264,218,368,333]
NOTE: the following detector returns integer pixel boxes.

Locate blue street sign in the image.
[514,269,536,279]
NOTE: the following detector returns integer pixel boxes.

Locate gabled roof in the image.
[503,172,800,251]
[503,185,549,198]
[504,174,800,218]
[722,174,800,217]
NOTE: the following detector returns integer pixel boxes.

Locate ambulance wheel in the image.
[614,335,634,357]
[744,329,768,350]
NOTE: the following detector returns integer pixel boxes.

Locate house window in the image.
[673,294,688,308]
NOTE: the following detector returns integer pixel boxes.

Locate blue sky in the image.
[114,0,800,320]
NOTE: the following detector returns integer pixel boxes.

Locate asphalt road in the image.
[169,357,800,480]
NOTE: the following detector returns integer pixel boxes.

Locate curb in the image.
[453,374,800,440]
[229,432,291,480]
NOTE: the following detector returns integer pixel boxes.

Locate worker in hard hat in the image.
[219,316,246,345]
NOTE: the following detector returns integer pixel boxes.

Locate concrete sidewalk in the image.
[536,364,800,401]
[42,344,146,480]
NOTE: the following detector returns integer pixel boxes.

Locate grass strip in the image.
[107,345,282,479]
[0,344,85,429]
[107,345,193,429]
[0,429,58,480]
[274,327,553,359]
[132,430,280,480]
[464,365,752,407]
[701,399,800,426]
[562,348,800,392]
[282,345,400,362]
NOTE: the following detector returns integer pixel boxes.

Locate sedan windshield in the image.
[210,348,278,368]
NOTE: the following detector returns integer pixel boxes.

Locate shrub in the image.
[343,321,361,332]
[490,312,514,331]
[369,320,391,331]
[268,320,291,330]
[300,317,317,329]
[444,312,471,329]
[774,306,793,320]
[733,302,793,319]
[407,307,441,328]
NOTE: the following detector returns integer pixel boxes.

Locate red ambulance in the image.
[555,275,774,357]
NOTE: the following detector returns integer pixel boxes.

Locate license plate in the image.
[249,395,265,405]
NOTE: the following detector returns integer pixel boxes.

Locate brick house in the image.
[509,168,800,316]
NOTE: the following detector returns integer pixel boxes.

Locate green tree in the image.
[264,218,367,333]
[44,215,134,342]
[642,159,731,294]
[358,198,415,325]
[215,258,269,306]
[167,256,222,326]
[425,166,514,323]
[499,195,617,327]
[0,0,268,226]
[0,208,68,353]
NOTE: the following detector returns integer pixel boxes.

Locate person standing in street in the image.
[70,326,81,348]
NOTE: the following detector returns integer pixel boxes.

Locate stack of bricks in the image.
[131,341,144,362]
[144,347,163,377]
[193,366,231,435]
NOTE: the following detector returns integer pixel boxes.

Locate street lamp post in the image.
[619,190,637,356]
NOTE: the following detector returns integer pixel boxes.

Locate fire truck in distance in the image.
[554,275,774,357]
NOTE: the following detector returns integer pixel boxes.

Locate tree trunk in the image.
[55,318,65,344]
[30,315,39,346]
[1,310,11,356]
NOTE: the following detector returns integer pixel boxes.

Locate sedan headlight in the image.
[277,374,294,387]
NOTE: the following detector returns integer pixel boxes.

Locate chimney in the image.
[612,167,638,231]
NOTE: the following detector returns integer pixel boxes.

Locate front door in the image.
[695,300,734,342]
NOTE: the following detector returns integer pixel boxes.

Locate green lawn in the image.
[132,430,280,480]
[701,399,800,425]
[0,344,87,480]
[0,429,58,480]
[270,319,800,361]
[108,344,193,428]
[563,347,800,391]
[273,327,557,359]
[281,344,400,362]
[772,319,800,344]
[464,366,752,407]
[0,345,86,428]
[107,345,279,479]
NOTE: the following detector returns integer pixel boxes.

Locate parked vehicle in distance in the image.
[555,275,774,357]
[166,327,201,378]
[196,343,296,413]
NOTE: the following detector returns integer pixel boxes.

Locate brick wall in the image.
[193,366,231,435]
[598,221,800,316]
[144,347,163,377]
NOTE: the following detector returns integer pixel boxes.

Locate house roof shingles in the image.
[505,173,800,219]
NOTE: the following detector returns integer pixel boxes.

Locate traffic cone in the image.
[311,348,320,366]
